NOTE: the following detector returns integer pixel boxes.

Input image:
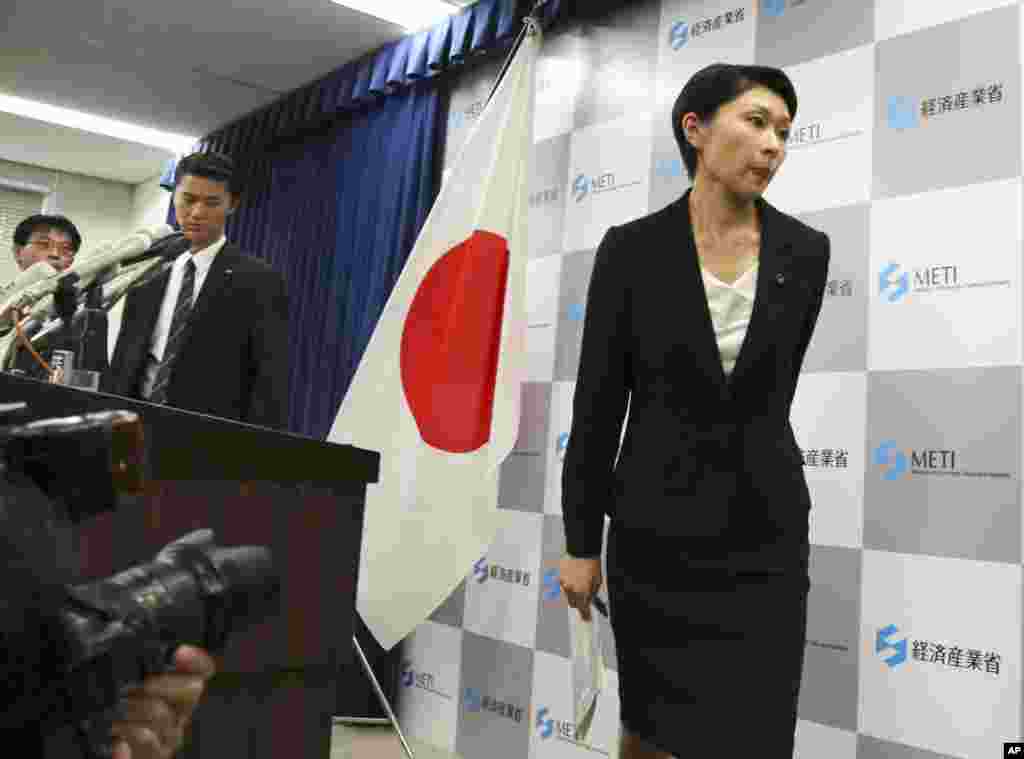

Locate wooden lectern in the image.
[0,373,378,758]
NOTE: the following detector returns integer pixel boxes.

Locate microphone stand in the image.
[50,273,79,385]
[49,268,114,390]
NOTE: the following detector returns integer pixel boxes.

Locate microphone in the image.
[57,225,180,296]
[101,258,176,310]
[0,229,177,327]
[9,256,175,362]
[119,226,185,266]
[0,261,60,329]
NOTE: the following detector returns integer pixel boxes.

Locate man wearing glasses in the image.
[6,215,82,378]
[11,214,80,271]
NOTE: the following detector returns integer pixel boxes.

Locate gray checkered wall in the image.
[394,3,1024,758]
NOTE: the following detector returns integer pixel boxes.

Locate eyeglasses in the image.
[27,238,76,256]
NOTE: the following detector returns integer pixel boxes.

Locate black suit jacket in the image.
[101,242,290,430]
[562,189,830,559]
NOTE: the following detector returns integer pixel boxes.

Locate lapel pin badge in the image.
[775,272,786,286]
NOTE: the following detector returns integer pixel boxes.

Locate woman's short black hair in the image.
[173,151,242,196]
[672,63,798,180]
[12,214,82,252]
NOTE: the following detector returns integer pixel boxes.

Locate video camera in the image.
[0,403,281,757]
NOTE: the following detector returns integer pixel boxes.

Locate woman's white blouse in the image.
[700,262,758,377]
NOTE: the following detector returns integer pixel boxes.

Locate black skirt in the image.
[605,520,809,757]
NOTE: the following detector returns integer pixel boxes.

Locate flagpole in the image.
[352,633,418,759]
[483,0,548,108]
[334,4,547,754]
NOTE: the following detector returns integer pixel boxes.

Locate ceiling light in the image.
[0,92,197,154]
[331,1,461,32]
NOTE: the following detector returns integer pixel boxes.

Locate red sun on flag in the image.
[399,230,510,453]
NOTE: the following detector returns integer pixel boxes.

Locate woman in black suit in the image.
[559,63,830,759]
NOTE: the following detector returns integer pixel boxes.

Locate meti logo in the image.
[573,174,590,203]
[472,557,532,586]
[542,567,561,601]
[668,9,745,49]
[572,171,618,203]
[400,662,448,698]
[556,432,570,460]
[668,20,689,50]
[877,624,908,668]
[875,627,1003,675]
[874,441,908,481]
[400,660,415,687]
[464,688,524,722]
[532,706,580,742]
[536,706,554,738]
[567,302,585,321]
[874,442,959,480]
[887,96,920,130]
[473,556,489,583]
[881,261,994,300]
[878,263,910,303]
[762,0,786,16]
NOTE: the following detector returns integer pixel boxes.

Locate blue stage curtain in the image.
[192,0,533,160]
[224,82,442,439]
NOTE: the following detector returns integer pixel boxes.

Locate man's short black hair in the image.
[12,215,82,252]
[672,63,798,180]
[174,151,242,196]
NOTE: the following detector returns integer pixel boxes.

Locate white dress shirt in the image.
[701,262,758,377]
[140,235,226,397]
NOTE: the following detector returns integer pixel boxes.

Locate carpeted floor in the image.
[330,721,464,759]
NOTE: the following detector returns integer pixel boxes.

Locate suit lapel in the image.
[108,266,171,395]
[185,243,237,333]
[674,192,732,401]
[728,197,793,388]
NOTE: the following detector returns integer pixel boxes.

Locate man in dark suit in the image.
[102,152,289,430]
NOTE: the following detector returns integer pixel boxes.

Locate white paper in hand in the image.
[568,602,606,745]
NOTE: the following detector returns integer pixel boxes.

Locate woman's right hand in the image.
[559,555,603,622]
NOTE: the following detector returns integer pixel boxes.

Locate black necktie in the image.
[148,258,196,404]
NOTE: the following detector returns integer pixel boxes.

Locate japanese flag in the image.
[327,22,540,650]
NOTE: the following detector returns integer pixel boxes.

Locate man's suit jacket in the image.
[101,242,290,430]
[561,189,830,559]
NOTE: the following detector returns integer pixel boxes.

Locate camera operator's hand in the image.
[109,645,216,759]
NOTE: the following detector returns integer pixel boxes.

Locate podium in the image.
[0,373,379,759]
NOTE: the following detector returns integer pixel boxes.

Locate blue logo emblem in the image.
[762,0,786,17]
[567,303,585,321]
[879,263,910,302]
[464,687,482,711]
[556,432,570,459]
[542,568,561,601]
[874,441,908,481]
[669,21,689,50]
[573,174,591,203]
[655,157,684,178]
[877,624,908,668]
[887,96,919,130]
[536,706,554,738]
[473,557,488,583]
[400,661,414,687]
